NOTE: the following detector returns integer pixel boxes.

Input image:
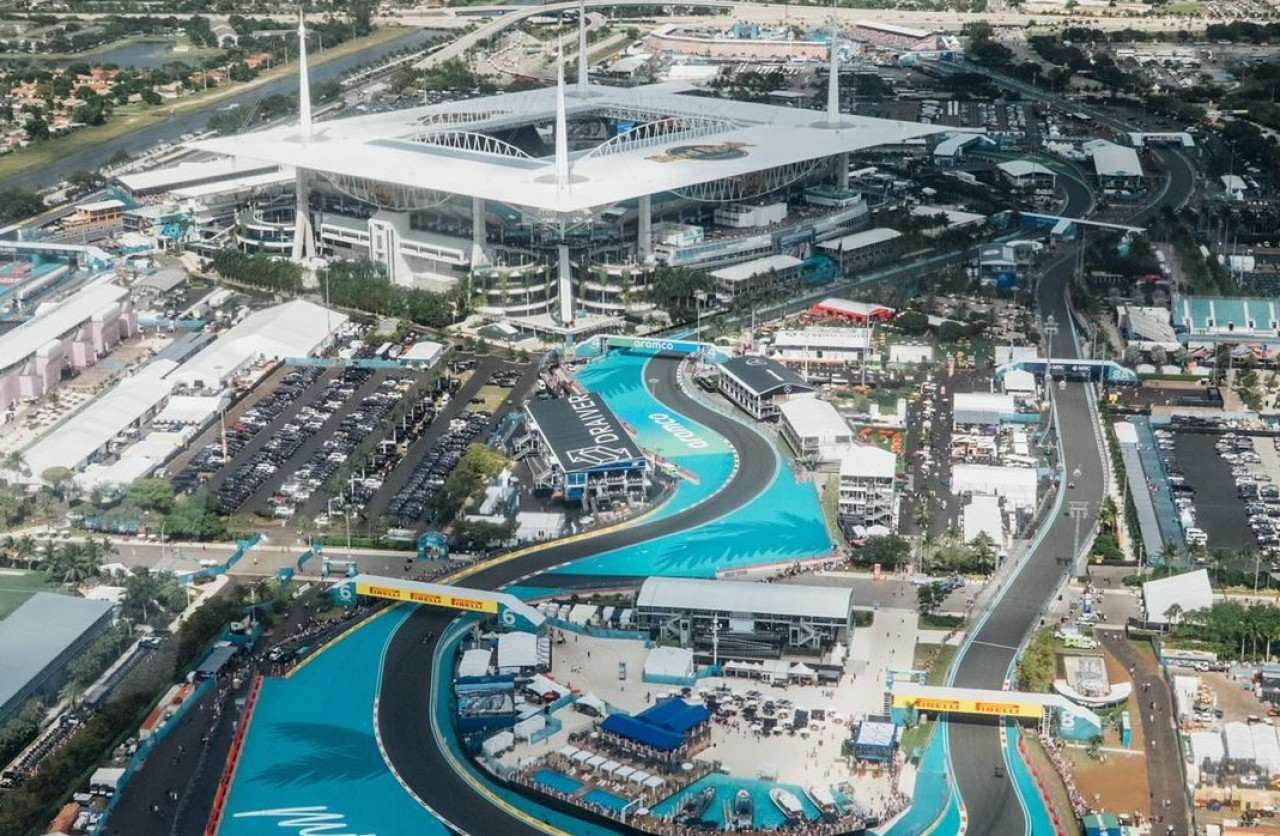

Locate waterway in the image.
[0,27,442,192]
[44,39,202,70]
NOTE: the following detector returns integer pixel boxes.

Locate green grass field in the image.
[0,569,60,620]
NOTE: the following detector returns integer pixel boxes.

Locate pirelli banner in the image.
[356,581,498,614]
[892,693,1042,719]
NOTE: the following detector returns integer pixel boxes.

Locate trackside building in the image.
[635,576,853,655]
[717,355,816,421]
[0,593,114,724]
[520,393,648,508]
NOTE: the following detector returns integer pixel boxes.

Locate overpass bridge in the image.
[0,240,113,272]
[349,574,546,630]
[891,682,1101,740]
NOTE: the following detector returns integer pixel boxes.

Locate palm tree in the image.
[13,535,36,571]
[1163,602,1183,631]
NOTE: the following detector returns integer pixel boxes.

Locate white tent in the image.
[629,770,651,785]
[457,648,491,678]
[615,766,636,781]
[587,755,608,770]
[643,775,665,789]
[497,631,539,672]
[576,692,607,717]
[482,731,515,757]
[1224,722,1255,763]
[600,761,622,776]
[1143,570,1212,625]
[1253,725,1280,776]
[559,745,580,759]
[643,646,695,682]
[513,715,546,741]
[573,750,593,764]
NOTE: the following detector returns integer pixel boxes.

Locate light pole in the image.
[694,290,707,336]
[1042,313,1058,358]
[159,519,167,569]
[1069,500,1089,575]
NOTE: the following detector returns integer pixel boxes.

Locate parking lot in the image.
[1169,431,1270,552]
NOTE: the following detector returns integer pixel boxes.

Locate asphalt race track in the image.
[378,354,781,835]
[946,145,1199,835]
[375,138,1199,836]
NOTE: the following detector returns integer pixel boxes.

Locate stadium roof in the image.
[190,79,952,214]
[115,157,280,195]
[0,592,113,717]
[1086,140,1143,178]
[524,393,645,474]
[637,576,852,622]
[718,355,813,398]
[0,283,127,374]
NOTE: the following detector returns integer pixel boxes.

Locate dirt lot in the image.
[1061,647,1152,817]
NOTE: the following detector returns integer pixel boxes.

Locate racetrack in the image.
[378,352,782,835]
[945,144,1198,835]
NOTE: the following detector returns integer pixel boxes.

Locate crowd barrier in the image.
[203,674,264,836]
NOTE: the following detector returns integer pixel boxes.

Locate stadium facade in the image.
[192,19,953,337]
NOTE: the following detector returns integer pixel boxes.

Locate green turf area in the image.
[0,570,61,620]
[471,385,510,414]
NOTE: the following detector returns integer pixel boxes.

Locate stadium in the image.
[190,21,954,338]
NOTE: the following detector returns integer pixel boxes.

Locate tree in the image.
[41,466,75,501]
[0,189,45,223]
[643,266,711,323]
[967,531,997,574]
[127,478,175,514]
[895,311,930,335]
[854,535,911,570]
[917,583,946,618]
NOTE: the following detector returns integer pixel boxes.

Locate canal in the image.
[0,27,442,192]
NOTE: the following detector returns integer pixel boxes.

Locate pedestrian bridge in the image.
[995,358,1138,385]
[890,683,1101,740]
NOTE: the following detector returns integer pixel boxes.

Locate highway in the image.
[377,353,782,835]
[943,136,1198,833]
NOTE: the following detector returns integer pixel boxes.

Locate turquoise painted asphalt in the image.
[1006,722,1059,835]
[218,608,451,836]
[880,729,959,836]
[575,350,735,523]
[554,350,831,578]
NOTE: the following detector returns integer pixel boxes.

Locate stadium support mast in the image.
[577,2,589,91]
[297,11,312,143]
[292,11,316,261]
[555,49,570,191]
[826,17,840,127]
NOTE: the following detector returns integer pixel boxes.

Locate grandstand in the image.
[1174,295,1280,345]
[849,20,942,52]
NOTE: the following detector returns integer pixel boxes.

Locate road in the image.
[377,353,780,836]
[0,29,443,193]
[944,131,1198,835]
